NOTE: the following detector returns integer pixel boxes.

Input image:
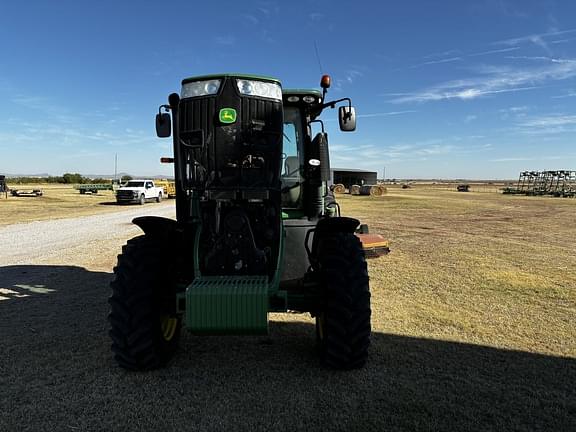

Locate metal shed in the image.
[331,169,378,188]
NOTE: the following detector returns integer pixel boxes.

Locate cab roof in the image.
[282,88,322,97]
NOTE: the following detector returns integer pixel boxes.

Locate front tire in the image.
[139,194,145,205]
[108,236,181,370]
[315,232,371,369]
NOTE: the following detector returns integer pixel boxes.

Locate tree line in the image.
[6,173,133,185]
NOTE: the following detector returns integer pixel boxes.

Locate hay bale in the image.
[350,184,361,195]
[358,185,387,196]
[370,185,387,196]
[333,183,346,194]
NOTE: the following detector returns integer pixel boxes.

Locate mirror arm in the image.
[321,97,351,110]
[309,119,325,134]
[159,104,171,116]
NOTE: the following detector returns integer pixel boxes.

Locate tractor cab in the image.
[280,80,356,218]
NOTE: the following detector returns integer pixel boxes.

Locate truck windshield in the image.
[282,107,303,208]
[125,181,144,187]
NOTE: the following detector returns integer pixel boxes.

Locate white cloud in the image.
[329,138,492,169]
[509,114,576,136]
[551,91,576,99]
[389,60,576,103]
[491,156,566,162]
[467,47,520,57]
[333,68,367,91]
[519,115,576,128]
[409,56,463,69]
[213,36,235,46]
[357,110,417,119]
[494,28,576,47]
[241,14,259,25]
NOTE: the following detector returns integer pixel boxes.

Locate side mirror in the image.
[156,113,171,138]
[338,106,356,132]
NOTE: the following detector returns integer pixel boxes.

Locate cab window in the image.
[282,107,303,208]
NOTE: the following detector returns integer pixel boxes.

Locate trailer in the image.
[74,184,114,194]
[11,189,43,197]
[154,180,176,198]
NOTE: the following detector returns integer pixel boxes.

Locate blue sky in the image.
[0,0,575,179]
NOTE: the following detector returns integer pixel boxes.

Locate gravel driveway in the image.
[0,202,176,269]
[1,203,574,431]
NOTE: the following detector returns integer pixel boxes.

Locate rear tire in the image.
[108,236,181,370]
[315,232,371,369]
[156,193,162,203]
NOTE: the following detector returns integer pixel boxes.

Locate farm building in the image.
[331,168,378,188]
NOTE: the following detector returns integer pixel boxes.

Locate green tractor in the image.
[109,73,372,370]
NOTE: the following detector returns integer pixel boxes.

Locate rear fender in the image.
[308,217,360,267]
[133,216,178,238]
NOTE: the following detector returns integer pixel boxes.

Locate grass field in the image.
[338,187,576,358]
[1,184,575,430]
[2,184,574,356]
[0,184,131,227]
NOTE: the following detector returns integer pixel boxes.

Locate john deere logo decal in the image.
[219,108,237,124]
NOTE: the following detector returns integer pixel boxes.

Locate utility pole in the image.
[114,153,118,183]
[383,166,386,183]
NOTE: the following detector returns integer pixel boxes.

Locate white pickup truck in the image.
[116,180,164,205]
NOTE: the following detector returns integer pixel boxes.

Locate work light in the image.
[236,79,282,101]
[181,79,222,98]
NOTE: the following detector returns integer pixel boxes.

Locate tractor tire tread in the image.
[108,235,180,371]
[317,232,371,370]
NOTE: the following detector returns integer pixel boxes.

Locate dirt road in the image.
[0,202,176,270]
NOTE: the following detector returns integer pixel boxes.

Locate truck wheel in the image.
[156,192,162,203]
[109,236,181,370]
[139,194,145,205]
[315,232,371,369]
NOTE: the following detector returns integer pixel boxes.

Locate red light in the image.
[160,157,174,163]
[320,75,331,89]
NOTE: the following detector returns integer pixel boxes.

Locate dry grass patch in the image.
[337,188,576,357]
[0,184,128,227]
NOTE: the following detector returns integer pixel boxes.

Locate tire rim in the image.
[160,315,178,341]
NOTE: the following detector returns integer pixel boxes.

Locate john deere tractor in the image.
[109,73,372,370]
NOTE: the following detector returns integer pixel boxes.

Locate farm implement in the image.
[503,170,576,197]
[74,184,115,194]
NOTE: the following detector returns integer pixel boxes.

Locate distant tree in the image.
[62,173,86,184]
[121,175,133,183]
[91,178,110,184]
[46,176,65,183]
